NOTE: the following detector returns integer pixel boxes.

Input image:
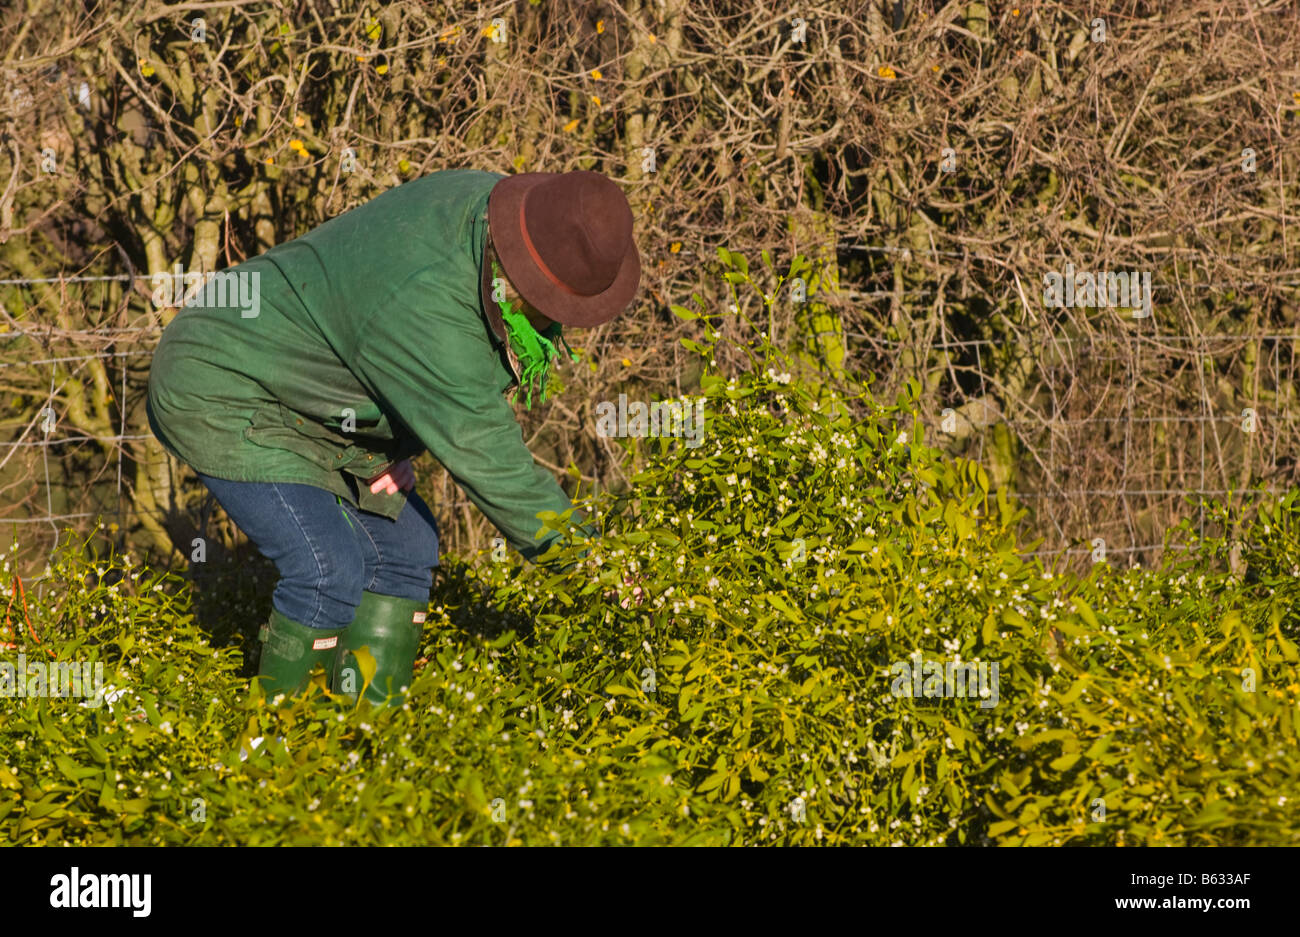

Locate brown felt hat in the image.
[487,170,640,328]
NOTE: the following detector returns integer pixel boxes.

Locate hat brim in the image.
[487,173,640,329]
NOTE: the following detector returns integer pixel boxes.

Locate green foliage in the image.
[2,277,1298,844]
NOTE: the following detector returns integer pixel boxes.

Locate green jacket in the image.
[146,169,588,562]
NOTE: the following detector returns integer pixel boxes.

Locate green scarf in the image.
[492,257,579,409]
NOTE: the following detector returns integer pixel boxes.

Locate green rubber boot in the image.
[256,608,347,702]
[333,591,427,706]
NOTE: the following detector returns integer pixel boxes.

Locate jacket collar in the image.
[478,212,520,387]
[480,228,506,345]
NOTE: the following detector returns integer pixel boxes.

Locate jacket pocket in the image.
[244,402,409,475]
[242,402,342,471]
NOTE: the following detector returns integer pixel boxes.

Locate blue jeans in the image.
[197,474,439,630]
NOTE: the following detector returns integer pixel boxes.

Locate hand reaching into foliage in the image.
[605,572,645,609]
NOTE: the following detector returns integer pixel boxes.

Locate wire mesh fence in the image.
[3,240,1297,581]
